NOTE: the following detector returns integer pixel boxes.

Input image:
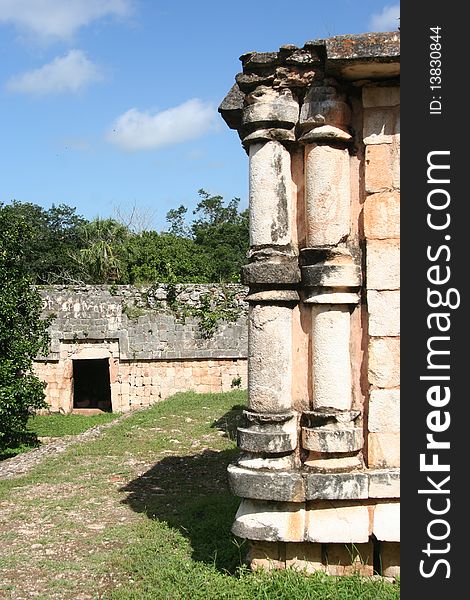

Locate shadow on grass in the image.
[121,404,246,573]
[210,404,245,441]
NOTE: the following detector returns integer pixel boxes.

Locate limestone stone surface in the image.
[305,501,370,543]
[245,289,299,303]
[366,239,400,290]
[362,86,400,108]
[368,469,400,498]
[363,107,399,145]
[367,290,400,336]
[365,144,394,193]
[285,542,324,573]
[232,499,305,542]
[242,261,300,286]
[364,190,400,240]
[304,144,350,246]
[35,283,249,412]
[242,127,295,145]
[311,306,352,410]
[249,141,293,246]
[305,472,368,500]
[248,541,285,570]
[238,417,297,453]
[301,264,361,288]
[373,502,400,542]
[238,454,296,471]
[218,83,244,129]
[326,542,374,576]
[228,465,305,502]
[368,337,400,388]
[380,542,400,577]
[220,31,401,568]
[248,304,292,412]
[243,86,299,128]
[300,86,350,131]
[300,125,351,142]
[303,291,360,305]
[302,427,363,453]
[304,454,363,472]
[368,433,400,468]
[368,389,400,433]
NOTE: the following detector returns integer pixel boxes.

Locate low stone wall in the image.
[34,284,248,412]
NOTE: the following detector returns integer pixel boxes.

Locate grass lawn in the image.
[0,412,119,460]
[29,412,118,437]
[0,391,400,599]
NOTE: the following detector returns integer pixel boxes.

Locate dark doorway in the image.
[73,358,112,412]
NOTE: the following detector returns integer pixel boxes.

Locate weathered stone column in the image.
[219,32,400,576]
[225,84,308,552]
[298,84,363,474]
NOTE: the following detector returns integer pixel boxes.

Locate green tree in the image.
[2,201,87,283]
[123,231,208,283]
[191,189,249,282]
[0,204,51,454]
[166,205,189,237]
[76,218,129,283]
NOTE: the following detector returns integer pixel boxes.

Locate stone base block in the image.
[306,501,370,543]
[246,540,376,576]
[285,542,325,573]
[325,542,374,576]
[228,464,305,501]
[302,427,363,453]
[373,501,400,542]
[232,499,305,542]
[380,542,400,577]
[305,472,368,500]
[248,541,285,571]
[368,469,400,498]
[368,433,400,468]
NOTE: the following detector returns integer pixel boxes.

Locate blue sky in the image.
[0,1,399,231]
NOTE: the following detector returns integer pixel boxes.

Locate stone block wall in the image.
[219,31,400,576]
[34,284,248,412]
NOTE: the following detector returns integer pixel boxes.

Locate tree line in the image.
[0,189,248,454]
[0,189,249,286]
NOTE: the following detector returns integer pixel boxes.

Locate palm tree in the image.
[77,218,129,283]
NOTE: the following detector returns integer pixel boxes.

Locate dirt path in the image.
[0,415,154,599]
[0,396,240,599]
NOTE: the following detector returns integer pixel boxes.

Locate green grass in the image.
[0,412,119,460]
[0,391,400,599]
[29,412,118,437]
[106,521,399,600]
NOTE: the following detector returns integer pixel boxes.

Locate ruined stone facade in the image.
[219,32,400,575]
[34,285,248,413]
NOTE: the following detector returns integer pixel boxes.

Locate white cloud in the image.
[6,49,102,95]
[370,4,400,32]
[0,0,132,40]
[107,100,218,151]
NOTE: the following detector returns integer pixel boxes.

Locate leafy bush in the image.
[0,204,51,453]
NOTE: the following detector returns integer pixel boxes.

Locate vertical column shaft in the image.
[249,141,292,247]
[304,144,350,247]
[248,303,292,413]
[311,305,352,411]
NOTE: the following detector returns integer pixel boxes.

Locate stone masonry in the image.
[34,284,248,413]
[219,32,400,576]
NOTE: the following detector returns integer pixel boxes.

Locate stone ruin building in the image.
[33,29,399,579]
[219,32,400,576]
[34,284,248,413]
